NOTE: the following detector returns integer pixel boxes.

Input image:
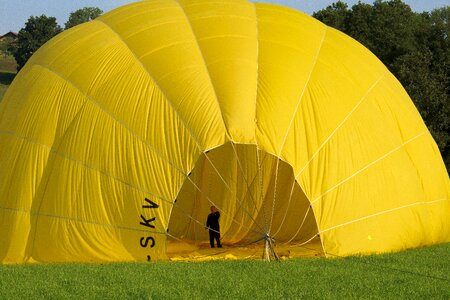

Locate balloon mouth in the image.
[165,142,322,260]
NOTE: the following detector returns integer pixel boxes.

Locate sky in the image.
[1,0,449,34]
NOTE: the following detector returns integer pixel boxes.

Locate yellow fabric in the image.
[0,0,448,263]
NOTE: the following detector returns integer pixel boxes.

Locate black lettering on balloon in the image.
[143,198,159,209]
[140,236,155,248]
[139,198,160,261]
[140,215,156,228]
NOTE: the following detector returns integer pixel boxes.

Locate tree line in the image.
[3,7,102,70]
[2,1,449,171]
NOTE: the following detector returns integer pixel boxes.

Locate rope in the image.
[0,205,167,235]
[268,158,280,233]
[201,152,266,233]
[271,177,297,238]
[256,145,268,233]
[293,71,387,180]
[230,142,262,221]
[184,175,265,236]
[284,205,312,244]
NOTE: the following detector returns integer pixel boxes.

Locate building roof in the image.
[0,31,18,39]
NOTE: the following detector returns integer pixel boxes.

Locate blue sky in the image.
[1,0,448,34]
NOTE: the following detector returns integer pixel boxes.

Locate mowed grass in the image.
[0,55,16,102]
[0,243,448,299]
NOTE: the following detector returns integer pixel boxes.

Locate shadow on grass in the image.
[0,71,16,85]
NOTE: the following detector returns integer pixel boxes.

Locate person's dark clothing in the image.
[206,211,221,248]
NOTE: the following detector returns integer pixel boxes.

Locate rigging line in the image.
[223,149,270,240]
[320,198,449,234]
[276,26,328,158]
[244,161,268,199]
[184,174,266,236]
[230,142,264,222]
[170,174,258,237]
[0,130,170,203]
[253,0,260,142]
[294,71,388,180]
[252,0,262,221]
[271,176,298,238]
[165,147,266,239]
[268,157,281,233]
[296,244,450,283]
[168,199,223,236]
[0,205,166,235]
[166,204,229,236]
[256,145,269,233]
[287,233,320,249]
[310,131,428,205]
[284,205,313,244]
[240,150,269,211]
[172,184,263,239]
[201,152,267,233]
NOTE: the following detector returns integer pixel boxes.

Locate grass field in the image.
[0,243,448,299]
[0,55,16,102]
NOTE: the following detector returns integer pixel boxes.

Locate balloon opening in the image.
[165,142,323,261]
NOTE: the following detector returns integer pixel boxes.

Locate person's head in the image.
[210,206,217,213]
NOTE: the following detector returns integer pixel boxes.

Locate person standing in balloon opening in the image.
[206,206,222,248]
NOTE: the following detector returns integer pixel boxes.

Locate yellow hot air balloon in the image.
[0,0,449,263]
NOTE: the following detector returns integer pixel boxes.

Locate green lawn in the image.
[0,55,16,102]
[0,243,448,299]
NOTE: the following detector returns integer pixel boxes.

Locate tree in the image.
[312,1,349,31]
[65,7,103,29]
[12,15,62,71]
[369,0,421,68]
[345,2,374,51]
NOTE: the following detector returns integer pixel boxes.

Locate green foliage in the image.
[65,7,103,30]
[0,243,448,298]
[12,15,62,71]
[0,56,16,103]
[370,0,420,66]
[0,37,15,58]
[0,73,14,103]
[312,1,349,31]
[314,1,450,171]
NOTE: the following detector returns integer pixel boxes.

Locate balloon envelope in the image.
[0,0,449,263]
